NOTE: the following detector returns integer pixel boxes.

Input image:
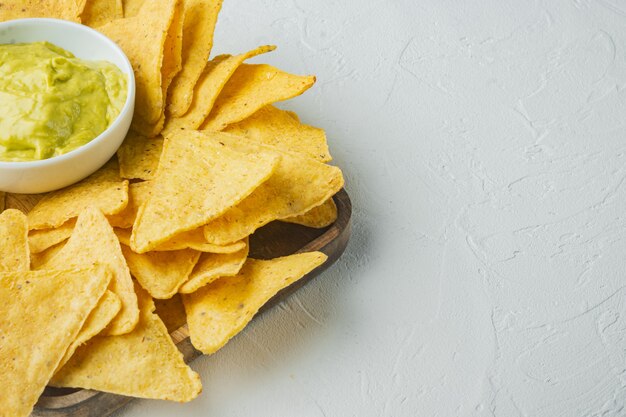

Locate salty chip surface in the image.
[0,266,111,417]
[51,284,202,402]
[184,252,327,354]
[0,209,29,271]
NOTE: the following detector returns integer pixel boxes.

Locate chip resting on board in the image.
[107,181,152,229]
[130,130,279,253]
[51,284,203,402]
[117,226,245,253]
[27,160,129,230]
[202,133,344,245]
[163,45,276,133]
[201,63,316,131]
[41,207,139,335]
[0,0,87,22]
[224,105,331,162]
[0,209,29,272]
[0,266,111,417]
[154,294,187,333]
[28,219,75,254]
[282,198,338,228]
[117,132,164,181]
[167,0,223,117]
[121,245,200,299]
[183,252,327,354]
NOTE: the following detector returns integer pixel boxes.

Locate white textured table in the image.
[119,1,626,416]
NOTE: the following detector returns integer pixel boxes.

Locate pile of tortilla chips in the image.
[0,0,345,415]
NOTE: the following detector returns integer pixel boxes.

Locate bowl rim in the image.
[0,17,135,170]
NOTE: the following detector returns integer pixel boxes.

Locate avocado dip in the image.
[0,42,127,162]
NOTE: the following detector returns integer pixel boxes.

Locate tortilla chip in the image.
[27,159,129,230]
[30,241,66,270]
[41,207,139,335]
[0,209,29,272]
[282,197,338,228]
[202,133,344,245]
[122,0,144,17]
[117,132,163,180]
[107,181,152,228]
[179,240,248,294]
[117,227,245,253]
[98,0,179,136]
[81,0,123,27]
[160,0,184,112]
[0,0,87,22]
[130,130,279,253]
[51,284,202,402]
[55,290,122,373]
[28,219,75,254]
[0,266,111,417]
[121,245,200,299]
[224,105,331,162]
[163,45,275,133]
[154,294,187,333]
[183,252,327,354]
[167,0,223,117]
[201,63,315,131]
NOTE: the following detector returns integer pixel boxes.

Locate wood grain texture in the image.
[20,189,351,417]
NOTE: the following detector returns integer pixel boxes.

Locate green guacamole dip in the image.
[0,42,127,162]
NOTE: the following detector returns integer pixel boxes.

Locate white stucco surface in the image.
[119,1,626,416]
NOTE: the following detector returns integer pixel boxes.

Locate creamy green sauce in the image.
[0,42,127,162]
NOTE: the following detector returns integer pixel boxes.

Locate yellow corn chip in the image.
[98,0,179,136]
[30,240,65,270]
[51,283,202,402]
[122,0,144,17]
[202,133,344,245]
[0,0,87,22]
[28,219,75,254]
[121,245,200,299]
[163,45,275,133]
[179,240,248,294]
[184,252,327,354]
[0,266,111,417]
[282,197,338,228]
[27,159,129,230]
[0,209,29,272]
[56,290,122,373]
[224,105,331,162]
[161,0,184,112]
[154,294,187,333]
[117,132,163,180]
[201,63,316,131]
[42,207,139,335]
[167,0,223,117]
[107,181,152,228]
[131,130,279,253]
[81,0,123,27]
[117,227,245,253]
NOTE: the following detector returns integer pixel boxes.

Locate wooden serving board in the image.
[8,189,352,417]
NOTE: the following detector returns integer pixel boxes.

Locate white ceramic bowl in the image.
[0,18,135,194]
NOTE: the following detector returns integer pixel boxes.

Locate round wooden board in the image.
[25,189,352,417]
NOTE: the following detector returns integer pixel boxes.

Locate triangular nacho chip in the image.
[28,219,75,254]
[117,132,164,181]
[81,0,123,27]
[0,209,29,272]
[27,159,129,230]
[202,133,344,245]
[224,105,331,162]
[130,130,279,253]
[179,240,248,294]
[0,266,111,417]
[107,181,152,228]
[51,284,202,402]
[30,241,66,270]
[55,290,121,373]
[121,245,200,299]
[0,0,87,22]
[163,45,275,133]
[98,0,179,136]
[282,197,338,228]
[167,0,223,117]
[117,227,245,253]
[41,207,139,335]
[201,63,315,131]
[183,252,327,354]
